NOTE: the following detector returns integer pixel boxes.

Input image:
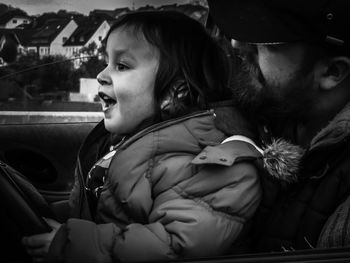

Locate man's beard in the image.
[230,53,315,137]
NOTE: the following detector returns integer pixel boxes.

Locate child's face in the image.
[97,27,159,135]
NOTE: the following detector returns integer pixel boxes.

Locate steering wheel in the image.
[0,161,52,236]
[0,160,56,261]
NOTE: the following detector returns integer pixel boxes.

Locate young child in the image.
[22,11,262,262]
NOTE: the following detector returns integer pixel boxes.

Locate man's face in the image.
[231,41,318,133]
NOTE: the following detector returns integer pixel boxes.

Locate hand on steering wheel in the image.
[22,218,61,263]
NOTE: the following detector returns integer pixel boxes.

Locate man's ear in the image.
[319,56,350,91]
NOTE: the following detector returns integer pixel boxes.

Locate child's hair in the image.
[105,11,231,120]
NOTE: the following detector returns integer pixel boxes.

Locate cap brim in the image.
[208,0,302,44]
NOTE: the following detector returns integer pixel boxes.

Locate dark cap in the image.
[207,0,350,48]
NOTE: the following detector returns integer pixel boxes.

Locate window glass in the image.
[0,1,209,126]
[0,51,104,124]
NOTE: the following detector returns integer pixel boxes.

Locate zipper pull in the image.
[112,136,127,151]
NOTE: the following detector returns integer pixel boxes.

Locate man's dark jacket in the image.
[253,102,350,251]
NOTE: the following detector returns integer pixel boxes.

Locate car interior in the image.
[1,1,350,263]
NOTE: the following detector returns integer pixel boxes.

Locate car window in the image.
[0,0,209,125]
[0,23,105,124]
[0,52,104,124]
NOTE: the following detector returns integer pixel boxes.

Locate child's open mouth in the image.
[98,91,117,112]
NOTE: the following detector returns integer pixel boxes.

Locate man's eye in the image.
[116,63,129,71]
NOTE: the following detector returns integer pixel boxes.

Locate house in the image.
[0,10,31,29]
[63,18,111,65]
[27,18,78,57]
[69,78,99,102]
[15,29,37,54]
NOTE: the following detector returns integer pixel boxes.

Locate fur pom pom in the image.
[262,139,305,183]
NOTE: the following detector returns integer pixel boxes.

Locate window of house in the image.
[13,19,17,24]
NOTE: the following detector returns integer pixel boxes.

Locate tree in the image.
[0,53,39,99]
[78,41,105,78]
[188,0,208,8]
[79,41,98,56]
[1,45,105,101]
[36,55,78,93]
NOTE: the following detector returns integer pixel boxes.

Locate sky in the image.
[2,0,191,16]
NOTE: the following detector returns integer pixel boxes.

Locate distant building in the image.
[28,18,78,57]
[0,3,208,66]
[63,18,110,67]
[68,78,99,102]
[0,10,31,29]
[16,29,37,54]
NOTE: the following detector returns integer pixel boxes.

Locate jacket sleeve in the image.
[48,156,261,263]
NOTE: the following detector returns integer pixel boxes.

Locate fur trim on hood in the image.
[223,135,305,184]
[211,105,305,184]
[262,139,305,184]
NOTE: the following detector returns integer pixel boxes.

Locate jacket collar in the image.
[310,101,350,151]
[257,101,350,155]
[212,105,259,142]
[112,110,214,151]
[296,102,350,181]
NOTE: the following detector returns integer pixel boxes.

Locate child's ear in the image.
[319,56,350,91]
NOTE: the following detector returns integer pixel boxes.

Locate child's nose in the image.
[97,70,111,86]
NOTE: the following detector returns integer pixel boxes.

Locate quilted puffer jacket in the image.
[48,110,262,263]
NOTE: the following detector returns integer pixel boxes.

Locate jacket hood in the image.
[310,101,350,150]
[201,105,305,185]
[211,104,258,141]
[260,101,350,184]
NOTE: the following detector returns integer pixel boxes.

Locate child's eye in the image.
[116,63,129,71]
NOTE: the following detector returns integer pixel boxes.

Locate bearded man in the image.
[208,0,350,251]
